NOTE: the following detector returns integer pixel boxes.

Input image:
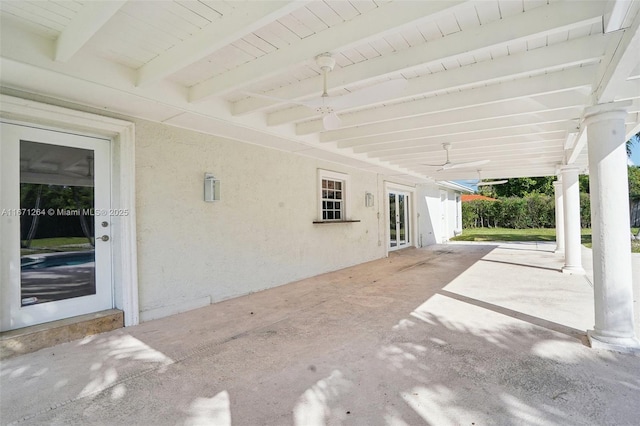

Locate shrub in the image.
[580,192,591,228]
[461,192,591,229]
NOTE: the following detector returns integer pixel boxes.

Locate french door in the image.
[0,123,113,331]
[388,191,411,250]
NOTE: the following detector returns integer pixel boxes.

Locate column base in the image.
[554,248,564,254]
[562,265,585,275]
[587,330,640,354]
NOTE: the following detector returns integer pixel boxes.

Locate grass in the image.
[26,237,90,248]
[451,227,590,243]
[452,227,640,253]
[21,237,92,255]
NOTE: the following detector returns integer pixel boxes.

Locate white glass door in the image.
[388,191,411,250]
[1,123,113,331]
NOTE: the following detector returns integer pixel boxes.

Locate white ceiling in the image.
[1,0,639,184]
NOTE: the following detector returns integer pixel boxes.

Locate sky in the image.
[631,142,640,166]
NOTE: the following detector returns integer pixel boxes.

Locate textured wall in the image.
[134,120,392,319]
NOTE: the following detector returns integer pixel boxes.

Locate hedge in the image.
[462,194,591,229]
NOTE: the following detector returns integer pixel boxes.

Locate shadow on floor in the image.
[2,244,639,425]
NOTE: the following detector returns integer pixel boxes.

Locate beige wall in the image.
[134,120,391,320]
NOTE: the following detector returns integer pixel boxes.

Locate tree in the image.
[626,132,639,158]
[482,176,555,198]
[629,166,640,202]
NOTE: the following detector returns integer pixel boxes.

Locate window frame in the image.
[317,169,350,222]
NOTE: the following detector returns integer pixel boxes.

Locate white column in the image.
[553,179,564,254]
[561,166,584,274]
[584,102,639,353]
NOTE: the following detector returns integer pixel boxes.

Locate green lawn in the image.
[21,237,92,255]
[452,227,640,253]
[27,237,90,247]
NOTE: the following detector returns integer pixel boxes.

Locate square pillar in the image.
[560,166,584,274]
[584,101,639,354]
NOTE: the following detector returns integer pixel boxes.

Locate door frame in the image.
[385,182,416,253]
[440,190,449,243]
[0,95,139,327]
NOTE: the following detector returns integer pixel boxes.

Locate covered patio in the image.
[2,242,639,425]
[1,0,640,369]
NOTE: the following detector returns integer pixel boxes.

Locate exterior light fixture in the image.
[365,192,374,207]
[204,173,220,202]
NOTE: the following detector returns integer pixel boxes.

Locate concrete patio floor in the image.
[2,242,639,425]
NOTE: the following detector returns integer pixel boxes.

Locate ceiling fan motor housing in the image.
[316,53,336,71]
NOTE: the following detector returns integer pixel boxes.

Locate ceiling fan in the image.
[422,143,490,172]
[469,170,508,186]
[244,53,407,130]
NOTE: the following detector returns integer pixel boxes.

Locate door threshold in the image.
[0,309,123,360]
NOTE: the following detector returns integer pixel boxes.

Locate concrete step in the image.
[0,309,123,360]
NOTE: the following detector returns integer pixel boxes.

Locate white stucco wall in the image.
[0,93,464,326]
[416,184,463,245]
[416,183,441,246]
[133,120,394,320]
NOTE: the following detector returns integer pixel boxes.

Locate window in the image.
[322,178,344,220]
[318,169,350,221]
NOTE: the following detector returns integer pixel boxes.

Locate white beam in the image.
[270,35,608,128]
[399,151,565,170]
[136,1,307,86]
[235,0,604,116]
[425,165,562,180]
[189,0,467,101]
[354,124,570,154]
[54,1,126,62]
[378,135,565,161]
[595,10,640,102]
[395,149,566,168]
[300,65,595,137]
[567,98,640,164]
[604,0,637,33]
[319,89,589,143]
[338,110,581,149]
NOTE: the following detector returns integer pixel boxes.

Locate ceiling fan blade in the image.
[322,112,342,130]
[446,159,491,170]
[328,78,408,110]
[476,180,508,186]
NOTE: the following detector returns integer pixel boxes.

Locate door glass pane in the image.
[20,141,96,306]
[389,193,397,247]
[398,194,406,243]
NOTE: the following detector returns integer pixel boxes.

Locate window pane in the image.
[335,181,341,190]
[335,191,342,200]
[335,211,341,220]
[327,211,334,220]
[327,180,334,189]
